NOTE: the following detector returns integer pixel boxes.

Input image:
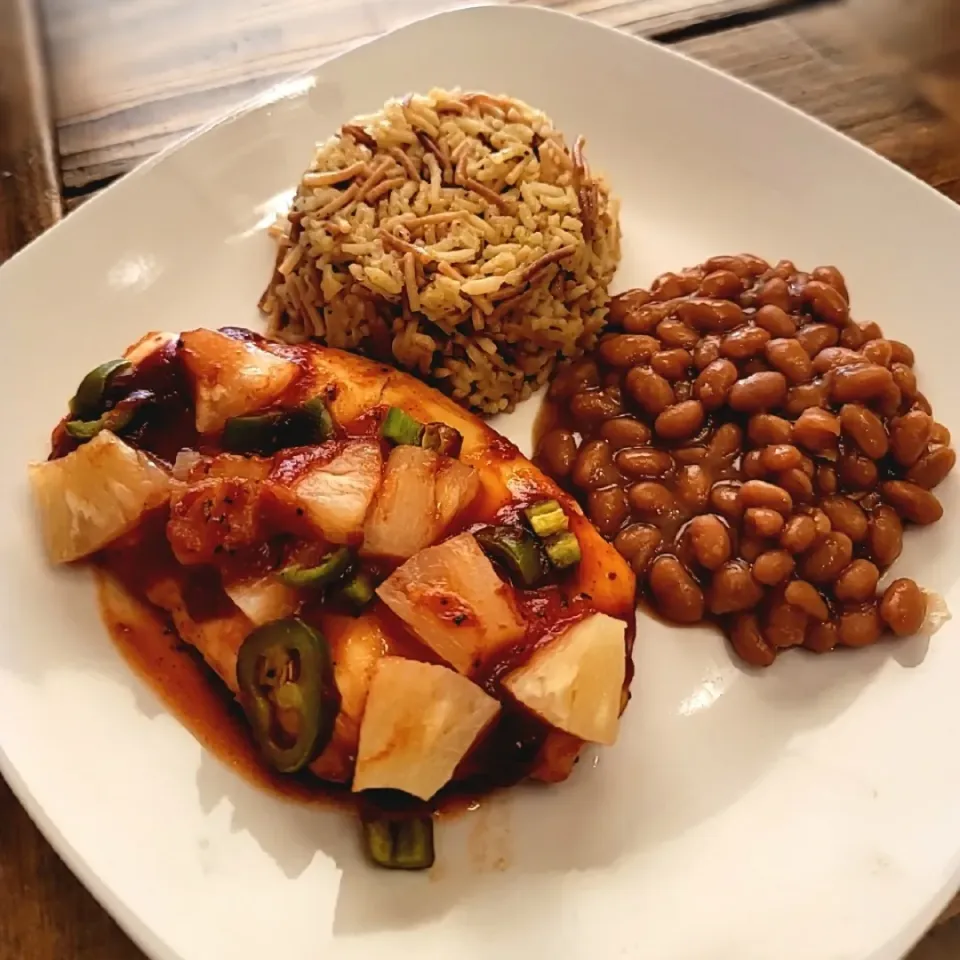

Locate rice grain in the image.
[260,88,621,414]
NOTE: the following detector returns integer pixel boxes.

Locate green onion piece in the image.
[362,817,435,870]
[338,570,375,612]
[421,422,463,458]
[278,548,354,589]
[544,530,582,570]
[381,407,424,446]
[69,359,133,420]
[474,525,550,588]
[64,389,153,442]
[524,499,569,538]
[222,396,335,454]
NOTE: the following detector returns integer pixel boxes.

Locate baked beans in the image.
[535,256,952,665]
[880,579,927,637]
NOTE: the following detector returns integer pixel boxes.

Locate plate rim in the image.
[2,5,960,959]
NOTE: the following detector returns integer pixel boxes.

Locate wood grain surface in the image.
[6,0,960,957]
[682,4,960,203]
[0,0,61,259]
[41,0,817,193]
[0,776,144,960]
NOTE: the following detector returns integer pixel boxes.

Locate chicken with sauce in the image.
[28,327,635,869]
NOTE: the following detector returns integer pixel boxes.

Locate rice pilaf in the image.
[260,89,621,414]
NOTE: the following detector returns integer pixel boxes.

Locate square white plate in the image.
[2,6,960,960]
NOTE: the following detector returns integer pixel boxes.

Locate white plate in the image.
[2,6,960,959]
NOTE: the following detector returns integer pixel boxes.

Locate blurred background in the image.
[851,0,960,117]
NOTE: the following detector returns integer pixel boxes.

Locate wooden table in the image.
[3,0,960,956]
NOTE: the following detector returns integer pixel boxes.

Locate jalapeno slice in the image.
[362,816,435,870]
[278,547,354,589]
[222,396,335,455]
[301,396,335,440]
[64,389,154,441]
[338,570,375,612]
[69,359,133,420]
[474,525,550,588]
[236,618,340,774]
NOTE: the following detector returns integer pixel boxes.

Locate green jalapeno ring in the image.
[69,359,133,420]
[64,389,154,442]
[222,395,335,455]
[301,396,335,441]
[361,816,435,870]
[338,570,375,612]
[236,617,340,774]
[474,525,551,588]
[278,547,355,589]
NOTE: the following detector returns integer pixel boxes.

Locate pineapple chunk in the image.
[309,611,390,783]
[503,613,627,746]
[376,532,525,674]
[267,440,382,544]
[29,431,172,563]
[353,657,500,800]
[362,446,479,560]
[184,452,273,483]
[180,329,299,433]
[222,575,298,626]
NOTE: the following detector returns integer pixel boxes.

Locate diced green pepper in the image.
[524,499,569,538]
[474,525,550,588]
[222,412,281,452]
[278,548,354,589]
[544,530,582,570]
[69,359,133,420]
[64,389,153,442]
[338,570,375,612]
[421,422,463,458]
[302,396,335,441]
[222,396,335,455]
[362,816,435,870]
[381,407,424,446]
[236,617,340,773]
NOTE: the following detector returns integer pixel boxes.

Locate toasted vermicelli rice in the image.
[260,89,621,414]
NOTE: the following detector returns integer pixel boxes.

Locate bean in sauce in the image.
[536,256,952,663]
